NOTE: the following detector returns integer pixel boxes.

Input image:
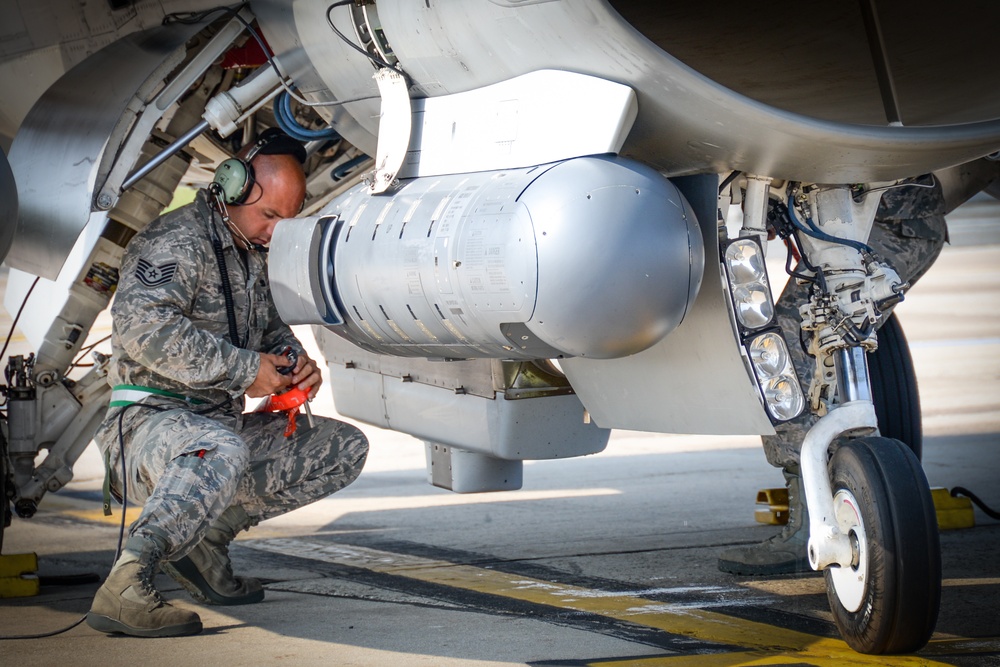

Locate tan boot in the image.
[87,539,202,637]
[162,506,264,606]
[717,468,812,576]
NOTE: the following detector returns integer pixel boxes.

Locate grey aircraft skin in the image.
[1,0,999,656]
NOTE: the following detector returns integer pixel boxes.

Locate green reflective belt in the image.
[103,385,204,515]
[109,384,205,407]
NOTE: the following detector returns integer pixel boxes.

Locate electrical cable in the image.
[0,616,87,641]
[231,6,385,108]
[718,170,741,195]
[213,234,244,348]
[325,1,396,70]
[767,197,822,287]
[851,175,938,203]
[952,487,1000,521]
[165,3,380,109]
[209,189,257,347]
[783,236,817,285]
[786,191,876,256]
[792,228,827,293]
[0,277,40,368]
[67,334,113,371]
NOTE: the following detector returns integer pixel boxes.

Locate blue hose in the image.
[274,91,341,142]
[786,195,874,255]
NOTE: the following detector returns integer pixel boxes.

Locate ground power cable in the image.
[952,487,1000,521]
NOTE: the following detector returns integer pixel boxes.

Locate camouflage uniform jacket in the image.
[105,189,303,415]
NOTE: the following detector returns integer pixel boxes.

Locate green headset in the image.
[211,135,271,205]
[211,128,307,205]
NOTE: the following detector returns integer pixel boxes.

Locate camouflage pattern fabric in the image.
[764,182,948,470]
[106,189,303,412]
[96,404,368,558]
[94,189,369,560]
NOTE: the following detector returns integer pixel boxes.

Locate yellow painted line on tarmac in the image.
[589,652,905,666]
[743,576,1000,597]
[32,495,144,527]
[64,507,144,526]
[942,577,1000,587]
[249,539,956,667]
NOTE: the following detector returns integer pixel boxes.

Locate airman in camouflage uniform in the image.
[86,131,368,638]
[719,178,948,576]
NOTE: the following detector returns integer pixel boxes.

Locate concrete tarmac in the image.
[0,205,998,666]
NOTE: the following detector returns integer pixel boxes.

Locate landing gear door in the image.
[0,147,16,265]
[6,22,203,280]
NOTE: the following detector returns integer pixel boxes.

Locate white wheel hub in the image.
[829,488,868,612]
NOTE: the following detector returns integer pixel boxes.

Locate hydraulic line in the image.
[274,91,341,142]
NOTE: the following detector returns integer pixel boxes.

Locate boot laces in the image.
[136,557,165,604]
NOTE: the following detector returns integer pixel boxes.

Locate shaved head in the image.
[253,153,307,213]
[227,153,307,249]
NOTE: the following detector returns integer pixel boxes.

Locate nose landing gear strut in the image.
[791,184,941,654]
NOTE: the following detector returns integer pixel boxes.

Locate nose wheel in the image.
[1,428,9,554]
[824,436,941,654]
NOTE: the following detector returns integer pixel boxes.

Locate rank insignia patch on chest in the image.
[136,258,178,287]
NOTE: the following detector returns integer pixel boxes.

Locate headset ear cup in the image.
[213,158,254,205]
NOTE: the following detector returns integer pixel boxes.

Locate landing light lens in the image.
[763,375,805,421]
[749,332,788,377]
[725,240,767,284]
[732,284,773,330]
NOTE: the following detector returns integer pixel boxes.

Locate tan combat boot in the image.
[87,537,202,637]
[162,505,264,606]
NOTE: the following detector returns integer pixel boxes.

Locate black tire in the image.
[825,436,941,654]
[868,312,922,460]
[0,421,9,554]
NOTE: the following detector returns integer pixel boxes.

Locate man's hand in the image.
[288,350,323,400]
[246,350,323,399]
[246,352,295,398]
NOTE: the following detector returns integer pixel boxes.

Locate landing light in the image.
[749,332,788,377]
[761,375,805,421]
[732,283,773,330]
[724,240,767,283]
[722,237,804,422]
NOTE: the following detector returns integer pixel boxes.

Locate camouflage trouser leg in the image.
[763,183,948,471]
[232,413,369,522]
[98,407,250,560]
[96,407,368,560]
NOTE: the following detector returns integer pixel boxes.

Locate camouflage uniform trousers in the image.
[97,405,369,560]
[764,182,948,471]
